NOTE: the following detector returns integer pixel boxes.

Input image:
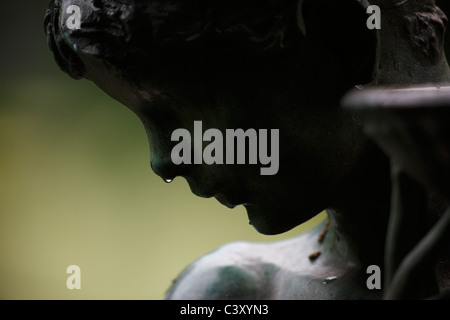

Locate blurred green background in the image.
[0,1,324,299]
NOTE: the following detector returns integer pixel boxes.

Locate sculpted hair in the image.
[402,3,448,64]
[45,0,304,80]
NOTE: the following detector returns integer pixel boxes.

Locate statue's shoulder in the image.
[164,220,383,300]
[164,229,325,300]
[164,240,279,300]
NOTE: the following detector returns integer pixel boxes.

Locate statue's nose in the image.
[150,157,187,183]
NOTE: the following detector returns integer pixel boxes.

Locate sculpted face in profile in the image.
[45,0,450,299]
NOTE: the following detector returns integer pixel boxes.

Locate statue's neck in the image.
[325,142,392,268]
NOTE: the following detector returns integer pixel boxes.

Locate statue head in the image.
[44,0,448,235]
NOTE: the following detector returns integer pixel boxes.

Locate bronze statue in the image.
[45,0,450,299]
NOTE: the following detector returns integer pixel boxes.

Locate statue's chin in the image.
[244,204,308,236]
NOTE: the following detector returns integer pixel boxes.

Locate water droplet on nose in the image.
[163,178,173,184]
[323,276,337,284]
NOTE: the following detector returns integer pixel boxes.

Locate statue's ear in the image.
[298,0,377,85]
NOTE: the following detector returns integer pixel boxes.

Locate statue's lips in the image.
[213,192,247,209]
[189,183,248,209]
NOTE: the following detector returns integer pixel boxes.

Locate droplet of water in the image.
[323,276,337,284]
[163,178,173,184]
